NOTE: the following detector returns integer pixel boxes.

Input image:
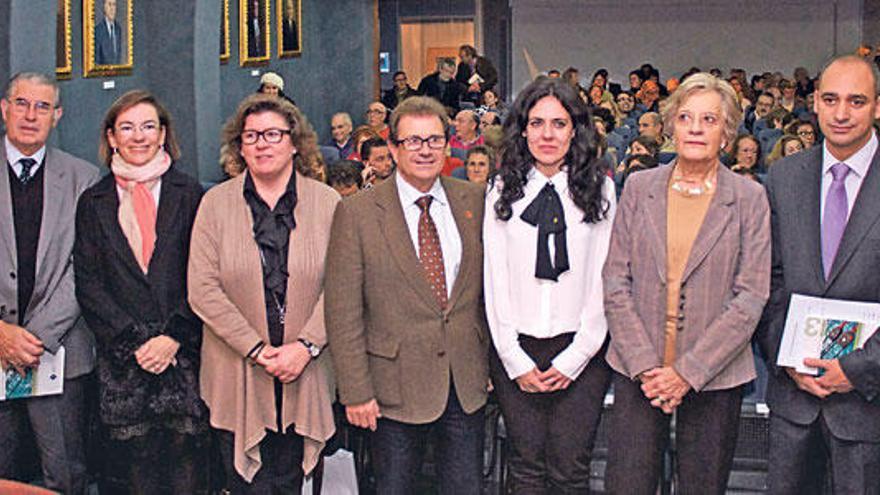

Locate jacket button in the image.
[9,309,16,315]
[9,272,15,279]
[437,350,446,357]
[677,313,685,321]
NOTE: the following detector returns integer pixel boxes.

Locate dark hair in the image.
[481,111,501,126]
[629,134,660,158]
[494,77,609,223]
[392,71,407,80]
[459,45,477,57]
[591,106,616,133]
[623,153,659,184]
[99,90,181,166]
[360,137,388,160]
[327,160,363,189]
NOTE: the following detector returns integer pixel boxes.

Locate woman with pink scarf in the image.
[74,90,208,494]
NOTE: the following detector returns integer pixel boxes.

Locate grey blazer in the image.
[759,145,880,442]
[603,164,770,392]
[0,140,100,378]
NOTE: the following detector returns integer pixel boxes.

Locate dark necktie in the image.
[521,182,569,281]
[821,162,850,278]
[18,158,36,185]
[416,195,447,309]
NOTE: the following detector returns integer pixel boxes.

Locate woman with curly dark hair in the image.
[484,76,615,492]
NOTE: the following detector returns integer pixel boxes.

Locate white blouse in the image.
[483,168,616,380]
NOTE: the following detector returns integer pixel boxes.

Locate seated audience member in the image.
[730,134,762,172]
[326,160,363,197]
[764,134,804,166]
[756,107,792,155]
[328,112,354,159]
[479,88,508,122]
[638,111,674,152]
[616,91,641,128]
[441,146,465,177]
[382,71,418,111]
[777,78,805,115]
[728,76,752,111]
[479,110,501,131]
[366,101,390,140]
[456,44,498,103]
[593,107,622,163]
[793,66,814,98]
[628,70,643,92]
[636,80,661,112]
[744,91,776,133]
[418,57,465,114]
[562,67,589,102]
[299,131,328,183]
[786,119,818,148]
[74,90,208,494]
[591,69,615,101]
[464,145,494,186]
[346,125,381,162]
[189,94,336,493]
[257,71,296,106]
[621,153,659,187]
[450,109,484,158]
[360,137,394,187]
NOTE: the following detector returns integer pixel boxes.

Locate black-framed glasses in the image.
[8,97,54,116]
[798,130,815,137]
[395,134,446,151]
[240,128,291,145]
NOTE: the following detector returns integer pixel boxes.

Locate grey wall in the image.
[865,0,880,53]
[511,0,864,97]
[0,0,374,182]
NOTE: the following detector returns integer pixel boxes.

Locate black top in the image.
[8,160,45,325]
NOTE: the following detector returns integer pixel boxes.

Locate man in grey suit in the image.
[760,55,880,493]
[0,72,99,494]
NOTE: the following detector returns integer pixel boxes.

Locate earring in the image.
[112,147,118,154]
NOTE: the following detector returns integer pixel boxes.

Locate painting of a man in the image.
[94,0,123,65]
[246,0,267,59]
[280,0,299,55]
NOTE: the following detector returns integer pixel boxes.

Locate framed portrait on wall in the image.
[83,0,134,77]
[277,0,301,57]
[221,0,230,63]
[56,0,72,79]
[240,0,270,66]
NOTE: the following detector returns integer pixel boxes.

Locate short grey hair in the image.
[660,72,741,146]
[5,72,61,107]
[332,112,352,127]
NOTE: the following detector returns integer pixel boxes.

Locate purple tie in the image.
[822,163,851,278]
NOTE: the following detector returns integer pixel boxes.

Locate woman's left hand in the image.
[261,343,311,383]
[135,335,180,374]
[640,367,691,413]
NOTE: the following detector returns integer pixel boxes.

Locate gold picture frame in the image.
[277,0,301,58]
[56,0,72,79]
[240,0,270,66]
[220,0,230,63]
[83,0,134,77]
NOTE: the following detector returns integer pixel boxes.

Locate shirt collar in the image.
[243,168,298,211]
[396,171,448,208]
[526,166,568,194]
[822,131,878,179]
[5,136,46,167]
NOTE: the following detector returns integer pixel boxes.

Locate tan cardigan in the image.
[188,172,339,482]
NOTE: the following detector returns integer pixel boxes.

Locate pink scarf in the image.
[111,150,172,273]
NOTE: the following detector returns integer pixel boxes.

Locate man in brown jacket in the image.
[326,96,488,494]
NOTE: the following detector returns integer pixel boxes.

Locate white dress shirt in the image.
[5,136,46,178]
[820,131,878,222]
[484,169,616,380]
[396,173,462,297]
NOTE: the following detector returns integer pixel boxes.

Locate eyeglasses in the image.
[797,130,815,137]
[8,97,54,116]
[395,134,446,151]
[115,121,160,137]
[240,128,292,145]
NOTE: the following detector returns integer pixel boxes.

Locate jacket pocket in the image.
[366,337,402,406]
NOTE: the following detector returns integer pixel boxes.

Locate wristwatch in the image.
[297,338,321,358]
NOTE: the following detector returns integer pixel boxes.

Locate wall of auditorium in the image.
[510,0,864,97]
[0,0,374,183]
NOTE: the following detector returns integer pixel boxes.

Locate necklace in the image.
[670,165,716,196]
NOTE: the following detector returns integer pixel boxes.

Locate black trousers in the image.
[124,428,206,495]
[217,427,304,495]
[490,334,611,495]
[0,374,89,494]
[604,372,743,495]
[372,384,485,495]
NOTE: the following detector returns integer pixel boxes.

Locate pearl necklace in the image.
[670,167,716,197]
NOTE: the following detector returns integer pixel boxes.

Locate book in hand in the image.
[468,73,485,85]
[777,294,880,375]
[0,346,64,400]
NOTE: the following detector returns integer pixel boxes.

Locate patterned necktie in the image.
[821,162,850,278]
[416,195,447,309]
[18,158,36,185]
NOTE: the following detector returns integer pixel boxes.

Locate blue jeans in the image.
[372,384,484,495]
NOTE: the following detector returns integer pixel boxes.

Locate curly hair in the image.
[494,77,610,223]
[220,93,315,177]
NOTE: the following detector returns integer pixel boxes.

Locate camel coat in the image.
[188,172,338,482]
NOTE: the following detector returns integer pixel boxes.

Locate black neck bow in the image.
[520,182,569,281]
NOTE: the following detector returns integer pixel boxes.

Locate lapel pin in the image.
[465,210,473,219]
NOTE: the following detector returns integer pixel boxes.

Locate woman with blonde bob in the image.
[603,73,771,494]
[188,94,337,493]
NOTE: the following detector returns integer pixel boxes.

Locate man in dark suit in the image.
[94,0,122,65]
[326,96,488,495]
[417,58,465,115]
[280,0,298,53]
[0,73,99,494]
[760,55,880,494]
[455,44,498,105]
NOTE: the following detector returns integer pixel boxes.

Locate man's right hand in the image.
[346,399,382,431]
[785,367,831,399]
[0,321,43,369]
[515,367,550,393]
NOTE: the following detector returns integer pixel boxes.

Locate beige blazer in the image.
[325,174,489,424]
[188,172,338,482]
[603,164,770,391]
